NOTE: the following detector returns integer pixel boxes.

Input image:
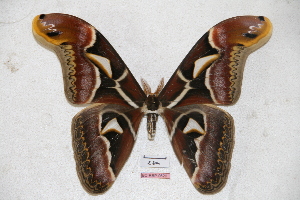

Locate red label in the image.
[141,173,170,179]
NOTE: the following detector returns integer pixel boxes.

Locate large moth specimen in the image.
[32,13,272,194]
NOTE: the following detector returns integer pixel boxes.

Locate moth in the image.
[32,13,272,194]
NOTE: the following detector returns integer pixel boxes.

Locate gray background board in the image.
[1,0,299,199]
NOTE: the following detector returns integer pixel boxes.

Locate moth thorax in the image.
[145,95,159,111]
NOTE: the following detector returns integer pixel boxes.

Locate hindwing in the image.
[161,105,234,193]
[72,104,144,193]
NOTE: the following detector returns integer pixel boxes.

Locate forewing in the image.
[72,103,144,194]
[160,104,234,194]
[32,13,146,107]
[158,16,272,107]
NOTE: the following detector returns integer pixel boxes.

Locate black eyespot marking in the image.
[60,42,68,45]
[39,14,45,19]
[243,33,257,38]
[47,31,62,37]
[258,16,265,21]
[237,43,244,46]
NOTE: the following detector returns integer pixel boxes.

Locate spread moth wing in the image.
[161,104,234,194]
[32,13,146,194]
[32,13,146,107]
[72,103,144,194]
[158,16,272,108]
[158,16,272,194]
